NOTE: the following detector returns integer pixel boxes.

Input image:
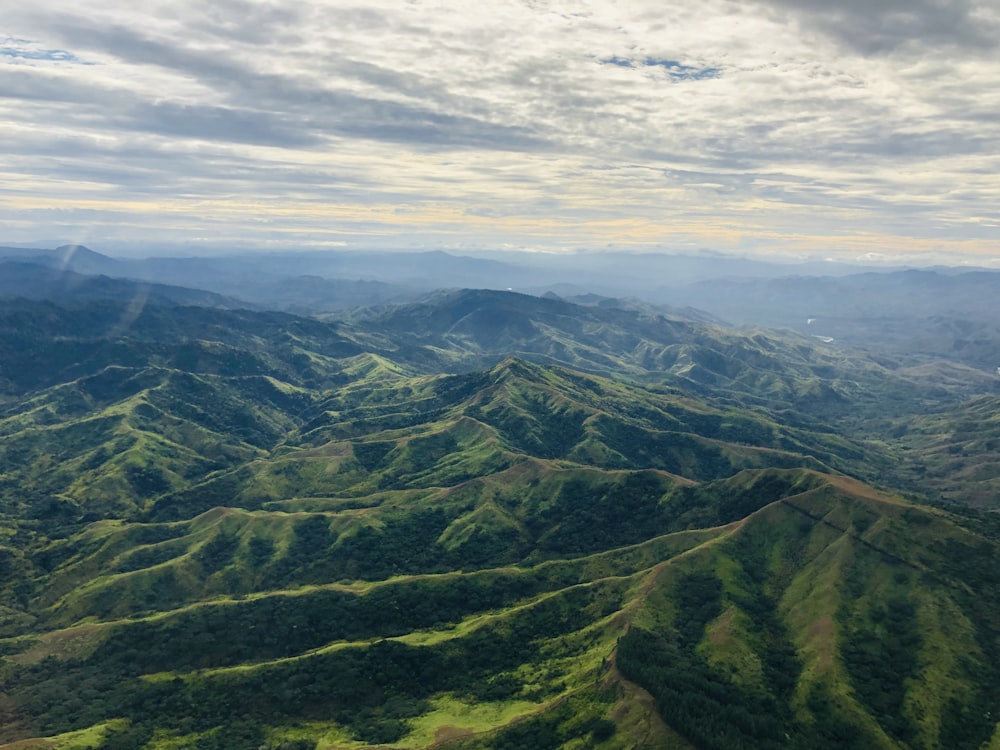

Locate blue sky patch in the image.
[642,57,719,80]
[1,39,85,64]
[600,55,718,80]
[602,55,634,68]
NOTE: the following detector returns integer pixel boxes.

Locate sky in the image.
[2,0,1000,263]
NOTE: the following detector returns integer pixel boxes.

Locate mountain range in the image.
[1,247,999,749]
[6,244,1000,371]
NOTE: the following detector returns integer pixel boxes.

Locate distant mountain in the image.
[0,246,422,313]
[0,261,246,309]
[512,249,894,287]
[674,269,1000,321]
[661,270,1000,361]
[0,243,122,275]
[9,244,1000,330]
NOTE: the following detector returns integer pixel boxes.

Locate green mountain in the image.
[1,289,999,749]
[889,394,1000,507]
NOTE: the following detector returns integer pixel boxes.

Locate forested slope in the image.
[1,290,998,749]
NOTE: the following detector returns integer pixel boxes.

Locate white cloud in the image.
[1,0,998,261]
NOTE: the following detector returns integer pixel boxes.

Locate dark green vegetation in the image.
[1,287,999,749]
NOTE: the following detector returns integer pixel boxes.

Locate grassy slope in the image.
[890,394,1000,506]
[615,477,1000,750]
[2,292,1000,748]
[4,475,997,749]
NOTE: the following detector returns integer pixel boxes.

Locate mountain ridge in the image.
[0,285,998,748]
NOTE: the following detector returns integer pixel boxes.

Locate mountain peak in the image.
[55,243,95,254]
[54,244,114,264]
[487,355,539,380]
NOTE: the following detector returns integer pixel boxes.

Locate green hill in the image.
[1,290,999,749]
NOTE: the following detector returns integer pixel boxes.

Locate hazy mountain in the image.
[0,246,417,313]
[0,244,123,276]
[8,244,1000,338]
[660,269,1000,322]
[0,261,247,310]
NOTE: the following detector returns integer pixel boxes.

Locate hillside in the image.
[1,289,999,749]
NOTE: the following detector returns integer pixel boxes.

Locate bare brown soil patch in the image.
[8,623,104,666]
[707,606,736,646]
[807,614,836,670]
[433,725,474,743]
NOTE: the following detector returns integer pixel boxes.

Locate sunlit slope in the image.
[3,475,999,749]
[616,475,1000,750]
[144,357,877,519]
[0,319,887,643]
[26,468,824,628]
[0,366,309,523]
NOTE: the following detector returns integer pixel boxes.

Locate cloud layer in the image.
[2,0,999,261]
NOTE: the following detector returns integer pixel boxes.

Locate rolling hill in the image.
[1,287,999,749]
